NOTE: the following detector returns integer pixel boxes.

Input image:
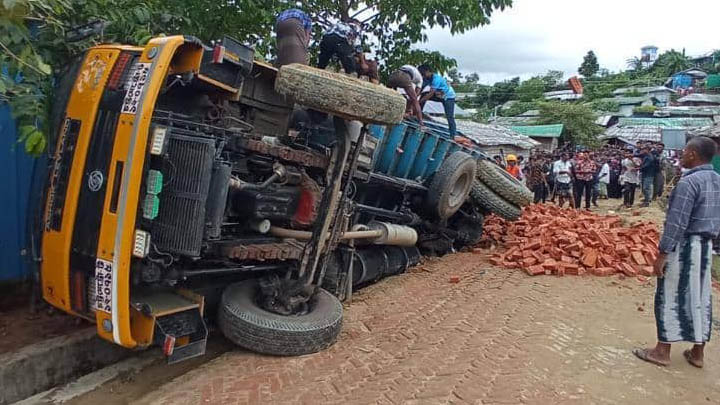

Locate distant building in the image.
[600,96,657,117]
[641,45,659,67]
[612,86,675,106]
[510,124,563,151]
[666,68,708,90]
[543,90,582,101]
[677,93,720,106]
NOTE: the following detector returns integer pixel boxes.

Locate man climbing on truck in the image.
[317,18,367,75]
[387,65,424,124]
[418,64,457,136]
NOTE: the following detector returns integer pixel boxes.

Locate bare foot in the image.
[684,349,703,368]
[633,348,670,367]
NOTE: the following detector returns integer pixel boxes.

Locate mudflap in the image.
[154,308,208,364]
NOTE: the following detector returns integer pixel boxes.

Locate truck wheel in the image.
[427,151,477,220]
[470,181,522,221]
[275,64,406,125]
[475,159,533,207]
[218,280,343,356]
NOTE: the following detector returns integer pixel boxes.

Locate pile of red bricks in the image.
[483,204,660,277]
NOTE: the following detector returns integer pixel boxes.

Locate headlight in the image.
[150,126,167,155]
[133,229,150,258]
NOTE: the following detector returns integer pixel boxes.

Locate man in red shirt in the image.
[573,152,597,210]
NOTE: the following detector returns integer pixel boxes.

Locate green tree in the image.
[465,72,480,84]
[626,57,644,72]
[651,50,691,76]
[447,68,462,82]
[537,101,603,147]
[541,70,564,91]
[515,77,545,102]
[579,50,599,77]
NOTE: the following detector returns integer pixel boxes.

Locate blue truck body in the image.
[368,120,486,184]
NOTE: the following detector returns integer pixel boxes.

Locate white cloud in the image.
[422,0,719,84]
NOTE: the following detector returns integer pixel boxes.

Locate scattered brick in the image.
[478,204,661,279]
[449,276,460,283]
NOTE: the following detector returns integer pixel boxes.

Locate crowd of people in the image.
[493,141,681,210]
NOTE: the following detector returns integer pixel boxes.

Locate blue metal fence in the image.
[0,104,35,282]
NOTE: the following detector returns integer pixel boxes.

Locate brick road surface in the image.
[135,251,720,405]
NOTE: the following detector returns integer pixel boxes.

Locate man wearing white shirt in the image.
[388,65,423,124]
[554,153,573,207]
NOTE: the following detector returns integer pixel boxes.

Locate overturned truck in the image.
[31,35,531,362]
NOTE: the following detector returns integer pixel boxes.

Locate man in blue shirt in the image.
[634,136,720,369]
[417,65,457,136]
[275,9,312,67]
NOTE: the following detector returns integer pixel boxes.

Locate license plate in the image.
[94,259,113,313]
[121,62,150,115]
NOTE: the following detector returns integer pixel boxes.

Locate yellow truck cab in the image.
[39,36,299,361]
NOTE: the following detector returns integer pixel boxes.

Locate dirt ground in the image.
[0,283,88,354]
[65,199,720,405]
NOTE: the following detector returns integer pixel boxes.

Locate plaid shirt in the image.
[659,164,720,253]
[326,21,362,52]
[276,9,312,32]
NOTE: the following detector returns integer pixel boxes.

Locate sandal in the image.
[632,348,669,367]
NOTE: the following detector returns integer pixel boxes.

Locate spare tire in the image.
[275,63,406,125]
[470,181,522,221]
[427,151,477,220]
[475,159,533,207]
[218,280,343,356]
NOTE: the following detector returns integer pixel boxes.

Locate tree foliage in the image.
[650,49,691,77]
[537,101,603,147]
[2,0,513,154]
[515,77,545,102]
[578,50,599,77]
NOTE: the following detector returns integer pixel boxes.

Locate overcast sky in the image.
[422,0,719,84]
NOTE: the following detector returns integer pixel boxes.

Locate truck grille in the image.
[152,133,215,256]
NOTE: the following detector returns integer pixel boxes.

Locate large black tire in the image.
[470,181,522,221]
[427,151,477,220]
[275,64,406,125]
[475,159,533,207]
[218,280,343,356]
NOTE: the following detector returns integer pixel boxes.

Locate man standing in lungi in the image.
[634,136,720,368]
[275,9,312,67]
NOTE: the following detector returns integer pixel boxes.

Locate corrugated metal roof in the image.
[688,125,720,138]
[423,101,473,117]
[489,116,538,126]
[609,96,654,105]
[617,117,713,128]
[613,86,675,95]
[510,124,564,138]
[654,106,720,117]
[601,126,663,142]
[677,93,720,105]
[432,117,540,149]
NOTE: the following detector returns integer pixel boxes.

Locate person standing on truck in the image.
[317,19,366,75]
[275,9,312,67]
[388,65,423,124]
[418,65,457,136]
